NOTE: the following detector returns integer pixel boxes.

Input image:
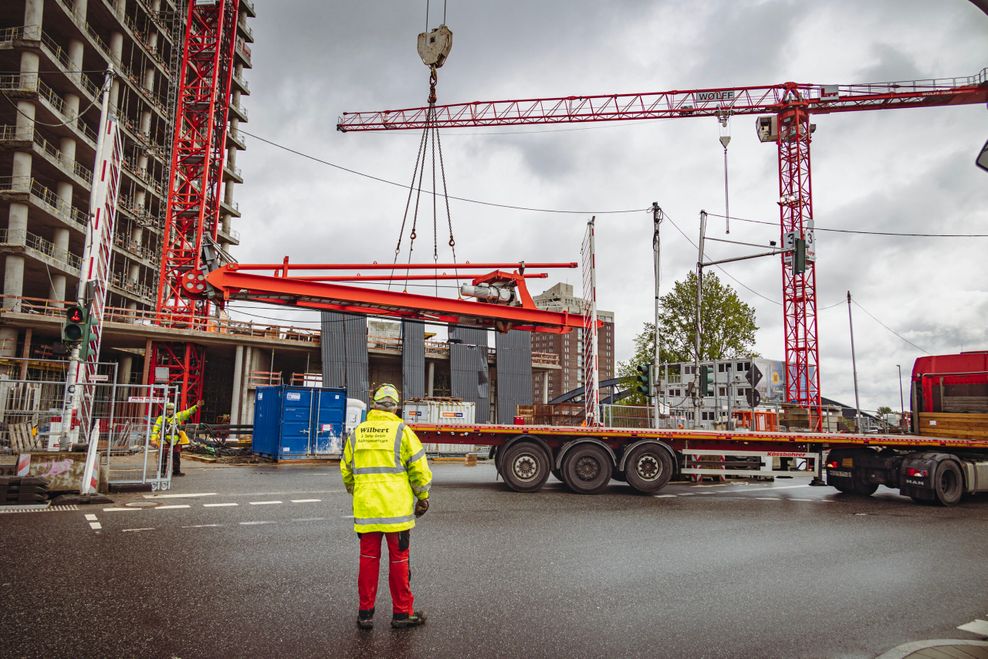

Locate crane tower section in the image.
[152,0,241,407]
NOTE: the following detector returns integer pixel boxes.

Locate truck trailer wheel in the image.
[561,444,612,495]
[623,444,674,494]
[933,459,963,506]
[501,441,551,493]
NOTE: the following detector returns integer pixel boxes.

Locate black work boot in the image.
[357,608,374,630]
[391,611,426,629]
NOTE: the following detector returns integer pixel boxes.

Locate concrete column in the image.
[140,110,151,136]
[68,40,84,72]
[143,68,155,94]
[128,263,140,283]
[118,355,133,385]
[239,346,254,423]
[427,362,435,397]
[20,51,40,89]
[24,0,44,26]
[227,146,237,169]
[59,137,77,172]
[113,0,125,17]
[0,327,18,358]
[73,0,88,24]
[50,226,70,301]
[13,152,32,186]
[63,93,80,124]
[230,345,244,425]
[14,101,35,140]
[542,373,549,404]
[110,32,124,64]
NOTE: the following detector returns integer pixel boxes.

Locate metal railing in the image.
[24,231,83,270]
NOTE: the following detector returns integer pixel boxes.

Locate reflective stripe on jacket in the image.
[151,405,197,446]
[341,409,432,533]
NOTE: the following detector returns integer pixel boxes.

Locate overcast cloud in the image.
[232,0,988,413]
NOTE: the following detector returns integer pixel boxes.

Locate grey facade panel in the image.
[402,321,426,399]
[321,312,369,401]
[449,326,490,423]
[495,330,533,424]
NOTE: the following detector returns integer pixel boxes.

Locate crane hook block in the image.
[417,25,453,68]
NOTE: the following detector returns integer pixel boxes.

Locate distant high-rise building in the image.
[530,282,614,403]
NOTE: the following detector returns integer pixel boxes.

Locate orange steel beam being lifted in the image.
[199,262,584,333]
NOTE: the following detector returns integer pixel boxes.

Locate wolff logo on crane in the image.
[695,90,736,103]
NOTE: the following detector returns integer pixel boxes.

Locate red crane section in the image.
[152,0,240,409]
[337,70,988,431]
[337,72,988,130]
[199,261,584,334]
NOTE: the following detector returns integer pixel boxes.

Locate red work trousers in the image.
[358,531,413,615]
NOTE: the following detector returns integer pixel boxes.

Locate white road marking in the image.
[679,493,697,496]
[143,492,217,499]
[122,527,155,533]
[181,523,224,529]
[102,507,139,512]
[292,517,327,522]
[712,484,813,494]
[692,483,731,488]
[89,521,102,530]
[248,500,282,506]
[755,497,781,501]
[342,515,355,519]
[84,514,98,521]
[156,504,191,510]
[653,494,678,498]
[958,619,988,635]
[239,520,277,526]
[202,502,238,508]
[791,498,814,502]
[290,499,321,503]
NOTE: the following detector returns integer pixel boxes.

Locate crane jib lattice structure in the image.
[153,0,240,409]
[338,70,988,431]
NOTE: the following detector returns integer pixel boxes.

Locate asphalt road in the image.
[1,461,987,658]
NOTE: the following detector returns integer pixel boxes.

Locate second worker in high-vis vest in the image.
[341,383,432,630]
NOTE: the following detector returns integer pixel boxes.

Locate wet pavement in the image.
[1,461,986,658]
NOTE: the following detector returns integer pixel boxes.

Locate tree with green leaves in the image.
[618,271,759,404]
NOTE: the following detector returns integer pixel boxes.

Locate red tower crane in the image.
[337,69,988,430]
[152,0,240,410]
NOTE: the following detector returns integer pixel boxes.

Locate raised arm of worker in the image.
[175,399,204,423]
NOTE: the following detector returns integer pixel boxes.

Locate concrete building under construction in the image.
[0,0,253,398]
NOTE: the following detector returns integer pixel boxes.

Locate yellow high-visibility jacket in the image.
[341,409,432,533]
[151,404,198,446]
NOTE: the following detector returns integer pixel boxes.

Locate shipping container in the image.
[402,399,477,455]
[253,386,347,460]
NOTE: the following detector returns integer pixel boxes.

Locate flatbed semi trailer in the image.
[410,423,988,505]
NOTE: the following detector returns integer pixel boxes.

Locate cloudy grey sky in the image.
[232,0,988,413]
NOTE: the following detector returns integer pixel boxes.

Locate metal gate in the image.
[0,365,178,491]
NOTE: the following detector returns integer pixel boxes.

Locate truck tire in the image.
[501,441,551,493]
[623,444,674,494]
[933,459,963,506]
[561,444,612,495]
[852,481,879,496]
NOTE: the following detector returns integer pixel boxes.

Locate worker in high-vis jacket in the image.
[151,399,202,477]
[341,383,432,630]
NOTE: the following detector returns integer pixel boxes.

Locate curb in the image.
[875,639,988,659]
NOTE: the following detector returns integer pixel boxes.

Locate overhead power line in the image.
[705,212,988,238]
[240,129,647,216]
[851,300,929,354]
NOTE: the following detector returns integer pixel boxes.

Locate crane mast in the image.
[152,0,240,409]
[338,70,988,431]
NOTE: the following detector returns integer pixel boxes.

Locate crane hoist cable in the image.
[390,18,456,295]
[718,110,732,235]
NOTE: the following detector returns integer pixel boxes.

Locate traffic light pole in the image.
[694,211,707,429]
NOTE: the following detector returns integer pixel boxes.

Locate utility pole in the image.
[897,363,905,427]
[694,211,708,429]
[651,202,663,428]
[847,291,862,432]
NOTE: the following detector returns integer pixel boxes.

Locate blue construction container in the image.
[252,386,347,460]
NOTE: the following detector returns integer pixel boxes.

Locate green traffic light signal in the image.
[62,304,87,343]
[635,363,652,397]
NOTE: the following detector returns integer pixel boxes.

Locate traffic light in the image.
[699,365,713,397]
[635,363,653,397]
[793,237,807,275]
[62,304,87,343]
